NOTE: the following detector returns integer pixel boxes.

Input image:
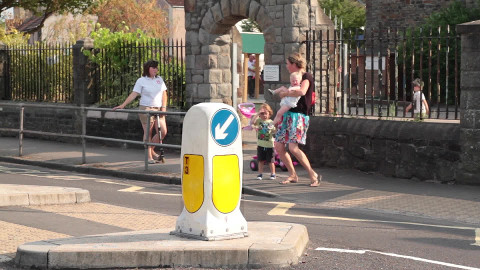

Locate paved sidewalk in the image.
[1,131,480,226]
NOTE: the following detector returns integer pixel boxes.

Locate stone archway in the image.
[184,0,320,107]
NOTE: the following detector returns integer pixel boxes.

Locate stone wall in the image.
[0,103,183,148]
[366,0,478,34]
[184,0,330,107]
[304,117,461,182]
[456,20,480,184]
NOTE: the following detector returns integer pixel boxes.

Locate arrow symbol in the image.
[215,115,234,140]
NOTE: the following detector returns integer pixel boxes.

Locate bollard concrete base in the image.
[15,222,309,269]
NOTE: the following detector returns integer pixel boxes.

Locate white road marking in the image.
[267,202,477,230]
[267,202,480,245]
[119,186,145,192]
[473,228,480,246]
[315,247,480,270]
[0,254,12,263]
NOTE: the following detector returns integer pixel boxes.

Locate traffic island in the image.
[15,221,309,269]
[0,184,90,206]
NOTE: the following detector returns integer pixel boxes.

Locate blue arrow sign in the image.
[211,109,239,146]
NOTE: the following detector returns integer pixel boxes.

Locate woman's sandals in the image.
[310,173,321,187]
[279,176,298,184]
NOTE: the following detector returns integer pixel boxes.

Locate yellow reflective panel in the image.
[182,154,204,213]
[212,155,240,214]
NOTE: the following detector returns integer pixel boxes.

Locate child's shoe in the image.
[268,89,276,95]
[256,174,263,180]
[269,174,276,180]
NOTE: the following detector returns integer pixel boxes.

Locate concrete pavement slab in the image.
[0,184,91,206]
[16,222,308,269]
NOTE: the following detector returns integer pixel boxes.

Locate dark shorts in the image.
[257,146,274,163]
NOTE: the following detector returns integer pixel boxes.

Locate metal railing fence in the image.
[5,43,74,103]
[91,39,186,109]
[0,103,186,171]
[3,40,186,108]
[305,26,460,120]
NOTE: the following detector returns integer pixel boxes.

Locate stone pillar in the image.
[456,20,480,184]
[72,38,96,105]
[0,42,7,100]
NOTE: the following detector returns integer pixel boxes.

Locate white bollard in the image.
[172,102,248,240]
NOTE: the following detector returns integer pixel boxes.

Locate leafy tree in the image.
[89,0,169,39]
[84,25,186,108]
[240,18,261,32]
[0,28,30,45]
[0,0,99,34]
[319,0,365,31]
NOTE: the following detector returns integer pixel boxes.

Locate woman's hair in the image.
[287,52,306,70]
[412,78,424,89]
[259,103,273,117]
[142,60,159,77]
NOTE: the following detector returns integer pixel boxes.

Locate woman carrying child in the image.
[273,52,320,187]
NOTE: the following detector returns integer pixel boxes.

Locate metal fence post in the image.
[0,42,7,100]
[81,105,86,164]
[73,38,95,106]
[19,105,24,156]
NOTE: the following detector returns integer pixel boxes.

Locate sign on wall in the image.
[263,65,280,81]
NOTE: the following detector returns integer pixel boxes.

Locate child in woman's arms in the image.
[269,72,302,126]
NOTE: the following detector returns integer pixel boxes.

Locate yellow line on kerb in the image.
[266,201,480,246]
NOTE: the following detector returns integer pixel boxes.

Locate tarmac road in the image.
[0,162,479,270]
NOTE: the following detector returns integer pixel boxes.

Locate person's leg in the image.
[257,160,264,179]
[268,162,276,179]
[275,141,297,183]
[265,147,276,179]
[287,143,320,186]
[273,105,289,126]
[248,77,254,97]
[256,147,264,179]
[140,119,155,161]
[147,118,156,160]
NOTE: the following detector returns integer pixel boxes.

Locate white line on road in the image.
[473,228,480,246]
[315,247,480,270]
[267,202,480,245]
[0,254,12,263]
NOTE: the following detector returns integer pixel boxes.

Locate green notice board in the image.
[241,33,265,54]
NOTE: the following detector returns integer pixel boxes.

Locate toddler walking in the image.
[406,78,430,118]
[251,103,276,180]
[269,72,302,126]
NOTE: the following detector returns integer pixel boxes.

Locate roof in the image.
[166,0,184,6]
[241,32,265,54]
[16,15,44,32]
